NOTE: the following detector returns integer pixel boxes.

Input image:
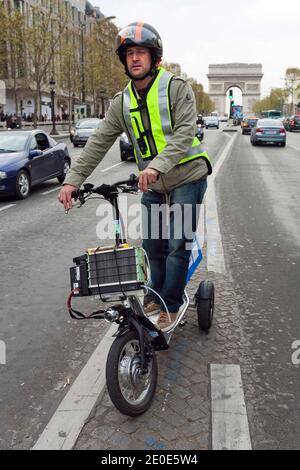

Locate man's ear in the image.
[155,57,162,67]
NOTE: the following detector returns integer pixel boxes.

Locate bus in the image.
[261,109,282,119]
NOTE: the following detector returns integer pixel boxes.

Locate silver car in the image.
[72,118,102,147]
[250,118,286,147]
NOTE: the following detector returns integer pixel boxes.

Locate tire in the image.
[120,151,128,162]
[281,142,286,147]
[57,158,71,184]
[15,170,30,199]
[106,330,157,416]
[73,143,78,147]
[195,280,214,331]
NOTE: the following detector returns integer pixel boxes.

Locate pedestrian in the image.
[58,22,212,331]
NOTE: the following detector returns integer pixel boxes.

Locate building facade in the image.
[0,0,116,121]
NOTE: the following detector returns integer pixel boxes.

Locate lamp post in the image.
[72,92,76,124]
[49,78,58,135]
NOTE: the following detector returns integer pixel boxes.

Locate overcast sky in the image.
[93,0,300,97]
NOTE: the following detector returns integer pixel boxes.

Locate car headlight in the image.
[0,171,7,180]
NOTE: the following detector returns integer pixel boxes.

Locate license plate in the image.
[266,131,276,134]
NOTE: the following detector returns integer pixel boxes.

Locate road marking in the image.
[0,204,16,212]
[290,145,299,151]
[42,188,59,195]
[211,364,252,450]
[205,132,237,274]
[32,324,116,450]
[101,162,124,172]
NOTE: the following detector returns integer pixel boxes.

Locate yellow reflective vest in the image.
[122,67,212,174]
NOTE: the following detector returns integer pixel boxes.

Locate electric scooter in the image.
[67,174,214,416]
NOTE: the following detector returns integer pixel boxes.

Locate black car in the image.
[120,133,134,161]
[241,117,258,134]
[287,115,300,132]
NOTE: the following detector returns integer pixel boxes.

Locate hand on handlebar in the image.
[58,184,78,211]
[138,168,160,192]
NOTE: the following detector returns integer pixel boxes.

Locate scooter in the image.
[67,174,214,416]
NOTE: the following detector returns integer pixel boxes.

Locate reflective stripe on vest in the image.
[122,67,212,173]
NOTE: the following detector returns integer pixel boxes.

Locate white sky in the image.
[92,0,300,97]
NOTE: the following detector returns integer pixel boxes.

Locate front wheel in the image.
[106,330,157,416]
[15,170,30,199]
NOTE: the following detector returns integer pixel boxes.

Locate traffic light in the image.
[229,89,233,99]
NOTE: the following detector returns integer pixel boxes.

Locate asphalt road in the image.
[0,127,228,449]
[217,129,300,449]
[2,125,299,449]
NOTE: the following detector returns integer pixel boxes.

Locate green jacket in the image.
[64,75,210,193]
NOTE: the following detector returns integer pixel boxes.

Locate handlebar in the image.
[71,173,139,205]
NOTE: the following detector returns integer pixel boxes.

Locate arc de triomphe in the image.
[207,63,263,115]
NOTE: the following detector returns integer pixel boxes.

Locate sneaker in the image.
[157,311,178,331]
[144,301,161,317]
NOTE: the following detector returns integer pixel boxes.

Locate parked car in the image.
[241,117,258,134]
[286,115,300,132]
[0,130,70,199]
[250,118,286,147]
[72,118,102,147]
[120,133,134,161]
[205,116,219,129]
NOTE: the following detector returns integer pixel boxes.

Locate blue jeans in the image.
[141,178,207,313]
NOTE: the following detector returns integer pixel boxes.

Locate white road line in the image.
[290,145,299,151]
[205,132,237,274]
[42,188,59,195]
[211,364,252,450]
[32,324,116,450]
[101,162,124,172]
[0,204,16,212]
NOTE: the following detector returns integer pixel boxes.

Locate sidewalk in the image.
[72,248,248,451]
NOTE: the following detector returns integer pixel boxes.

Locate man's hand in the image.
[58,184,78,211]
[138,168,160,192]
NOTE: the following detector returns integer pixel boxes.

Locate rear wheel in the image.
[195,280,214,331]
[15,170,30,199]
[106,330,157,416]
[281,142,286,147]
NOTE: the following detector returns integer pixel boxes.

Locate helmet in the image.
[116,22,163,66]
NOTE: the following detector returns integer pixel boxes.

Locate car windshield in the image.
[257,119,282,127]
[0,134,28,153]
[76,120,100,129]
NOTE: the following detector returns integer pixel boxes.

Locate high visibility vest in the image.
[122,67,212,173]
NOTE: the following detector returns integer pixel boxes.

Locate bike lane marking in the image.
[205,132,238,274]
[0,204,16,212]
[210,364,252,450]
[101,162,124,172]
[32,324,116,450]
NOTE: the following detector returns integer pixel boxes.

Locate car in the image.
[241,117,258,134]
[120,132,134,161]
[286,115,300,132]
[250,118,286,147]
[72,118,102,147]
[205,116,219,129]
[0,130,71,199]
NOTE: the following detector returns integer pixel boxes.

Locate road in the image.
[0,125,300,449]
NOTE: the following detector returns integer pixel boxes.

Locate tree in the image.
[285,67,300,114]
[253,88,288,114]
[0,4,25,117]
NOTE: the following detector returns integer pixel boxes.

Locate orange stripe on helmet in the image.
[135,21,144,42]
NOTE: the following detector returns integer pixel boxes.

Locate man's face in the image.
[126,46,152,80]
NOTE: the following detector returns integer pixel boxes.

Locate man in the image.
[58,22,212,331]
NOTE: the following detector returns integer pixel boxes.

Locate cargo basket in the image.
[70,245,148,297]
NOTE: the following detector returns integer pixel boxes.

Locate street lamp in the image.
[49,78,58,135]
[72,93,76,124]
